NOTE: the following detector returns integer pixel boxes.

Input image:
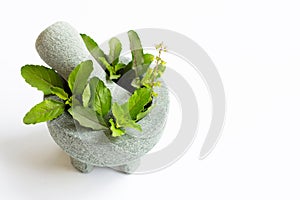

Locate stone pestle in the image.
[35,21,130,104]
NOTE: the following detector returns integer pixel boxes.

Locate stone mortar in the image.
[36,21,169,173]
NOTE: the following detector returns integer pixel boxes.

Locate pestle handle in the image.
[35,21,130,103]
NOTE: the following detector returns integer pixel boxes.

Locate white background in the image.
[1,0,300,199]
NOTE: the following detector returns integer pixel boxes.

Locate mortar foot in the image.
[111,159,140,174]
[70,157,94,173]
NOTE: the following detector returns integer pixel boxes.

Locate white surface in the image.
[1,0,300,199]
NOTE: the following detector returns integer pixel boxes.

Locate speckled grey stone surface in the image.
[110,158,141,174]
[70,156,94,173]
[36,22,89,81]
[37,21,169,173]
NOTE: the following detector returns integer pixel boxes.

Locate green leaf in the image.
[108,37,122,66]
[80,34,106,62]
[141,62,166,88]
[68,60,93,95]
[131,77,141,88]
[128,88,152,120]
[68,107,74,117]
[128,30,144,69]
[115,63,126,72]
[112,102,141,131]
[82,84,91,107]
[99,57,112,71]
[23,99,65,124]
[99,57,121,80]
[72,106,108,130]
[137,54,155,77]
[143,53,154,65]
[109,119,125,137]
[21,65,63,95]
[88,77,112,117]
[136,104,155,121]
[121,53,154,77]
[110,74,121,80]
[50,87,69,100]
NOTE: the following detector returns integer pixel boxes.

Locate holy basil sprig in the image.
[140,42,167,96]
[109,87,153,137]
[21,60,155,137]
[81,31,166,93]
[80,75,153,137]
[21,60,93,124]
[75,76,112,130]
[22,30,167,137]
[76,69,154,136]
[80,31,154,82]
[21,65,69,124]
[81,34,126,80]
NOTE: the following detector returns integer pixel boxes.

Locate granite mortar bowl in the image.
[46,83,169,173]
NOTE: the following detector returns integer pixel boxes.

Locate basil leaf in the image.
[68,60,93,95]
[21,65,63,95]
[115,63,126,72]
[140,53,154,75]
[82,84,91,107]
[98,57,121,80]
[143,53,154,65]
[128,30,144,69]
[88,77,112,117]
[72,106,108,130]
[112,102,141,131]
[50,87,69,100]
[23,99,65,124]
[128,88,152,120]
[108,37,122,66]
[109,119,125,137]
[136,104,155,121]
[129,54,154,78]
[131,77,141,89]
[80,34,106,62]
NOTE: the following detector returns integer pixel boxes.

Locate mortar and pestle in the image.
[35,22,169,173]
